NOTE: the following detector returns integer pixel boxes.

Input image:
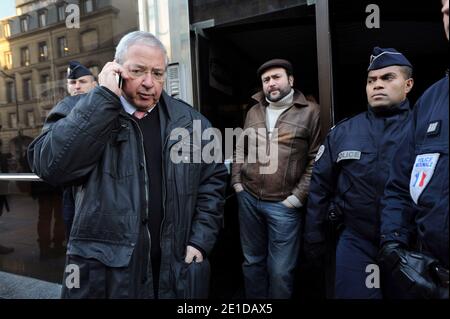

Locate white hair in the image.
[114,31,169,66]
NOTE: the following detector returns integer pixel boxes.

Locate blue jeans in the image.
[237,190,301,299]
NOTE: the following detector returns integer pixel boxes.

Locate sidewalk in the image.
[0,194,65,285]
[0,271,61,299]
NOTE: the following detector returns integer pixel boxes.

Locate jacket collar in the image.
[368,98,411,117]
[159,91,193,129]
[159,91,175,122]
[251,88,309,108]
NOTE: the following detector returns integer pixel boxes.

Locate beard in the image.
[265,86,292,102]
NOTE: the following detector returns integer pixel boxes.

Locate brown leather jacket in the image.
[231,89,321,203]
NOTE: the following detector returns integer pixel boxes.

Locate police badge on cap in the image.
[367,47,413,71]
[67,61,93,79]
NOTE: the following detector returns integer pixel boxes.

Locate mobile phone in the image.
[116,73,123,89]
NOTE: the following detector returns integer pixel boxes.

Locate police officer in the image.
[66,61,97,96]
[378,0,449,299]
[304,47,414,299]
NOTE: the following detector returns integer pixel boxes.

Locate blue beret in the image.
[67,61,93,79]
[367,47,412,71]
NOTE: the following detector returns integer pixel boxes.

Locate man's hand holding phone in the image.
[98,61,128,97]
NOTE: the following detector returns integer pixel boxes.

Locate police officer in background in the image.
[378,0,449,299]
[304,47,414,299]
[66,61,97,96]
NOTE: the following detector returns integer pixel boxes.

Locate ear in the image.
[405,78,414,94]
[288,75,294,87]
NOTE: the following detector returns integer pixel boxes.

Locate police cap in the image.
[67,61,93,79]
[367,47,412,71]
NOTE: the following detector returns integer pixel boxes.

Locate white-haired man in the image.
[28,31,227,299]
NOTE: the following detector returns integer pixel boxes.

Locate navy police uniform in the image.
[380,74,448,291]
[305,47,413,299]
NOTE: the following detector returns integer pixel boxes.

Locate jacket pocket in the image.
[173,259,210,299]
[170,132,201,195]
[102,129,134,179]
[62,254,107,298]
[286,125,309,160]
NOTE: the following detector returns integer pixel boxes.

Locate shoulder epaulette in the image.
[330,117,350,131]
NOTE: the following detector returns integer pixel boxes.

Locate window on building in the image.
[27,111,35,128]
[57,37,69,57]
[59,70,67,80]
[4,51,12,69]
[81,29,98,51]
[54,86,66,101]
[41,74,50,86]
[41,74,50,91]
[83,0,95,14]
[20,16,29,32]
[38,11,47,28]
[40,74,51,99]
[3,23,11,37]
[6,82,15,103]
[23,78,32,100]
[40,108,50,122]
[9,113,17,129]
[57,4,66,21]
[20,47,30,66]
[38,42,48,62]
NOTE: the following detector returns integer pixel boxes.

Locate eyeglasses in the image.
[127,66,166,82]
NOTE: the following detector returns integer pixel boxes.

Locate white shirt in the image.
[120,96,156,116]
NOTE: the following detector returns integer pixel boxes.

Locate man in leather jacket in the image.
[231,59,322,298]
[28,31,227,299]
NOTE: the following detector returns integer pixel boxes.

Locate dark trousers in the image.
[37,192,65,248]
[237,190,301,299]
[62,188,75,241]
[61,225,154,299]
[0,195,9,216]
[334,228,382,299]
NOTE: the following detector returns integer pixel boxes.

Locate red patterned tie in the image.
[133,110,147,119]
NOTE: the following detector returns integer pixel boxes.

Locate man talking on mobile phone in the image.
[28,31,227,299]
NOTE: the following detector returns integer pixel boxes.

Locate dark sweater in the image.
[136,106,163,298]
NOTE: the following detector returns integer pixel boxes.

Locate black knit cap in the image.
[257,58,293,78]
